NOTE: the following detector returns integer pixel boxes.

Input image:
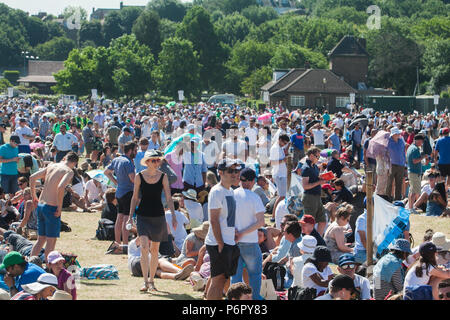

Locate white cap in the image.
[390,127,401,137]
[297,235,317,254]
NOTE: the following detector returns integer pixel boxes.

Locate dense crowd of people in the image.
[0,96,449,300]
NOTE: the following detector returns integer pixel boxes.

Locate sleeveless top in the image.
[136,172,165,218]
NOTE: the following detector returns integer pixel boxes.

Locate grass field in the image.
[54,209,449,300]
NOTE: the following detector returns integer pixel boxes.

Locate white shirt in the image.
[233,187,265,243]
[201,140,220,168]
[292,253,313,288]
[301,262,333,295]
[275,199,289,229]
[245,126,258,146]
[165,210,190,250]
[222,139,247,160]
[141,123,152,138]
[403,263,435,294]
[312,129,325,146]
[127,238,150,271]
[184,199,204,223]
[14,126,34,145]
[421,184,433,196]
[85,180,106,203]
[205,183,236,246]
[353,274,372,300]
[354,212,367,252]
[53,132,78,151]
[270,143,287,178]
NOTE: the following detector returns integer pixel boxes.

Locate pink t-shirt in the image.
[166,151,184,190]
[57,268,77,300]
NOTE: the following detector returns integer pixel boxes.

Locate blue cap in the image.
[338,253,356,267]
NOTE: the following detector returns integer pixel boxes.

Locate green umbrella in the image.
[166,101,176,108]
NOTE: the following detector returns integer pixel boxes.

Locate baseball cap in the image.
[10,135,21,144]
[442,127,449,134]
[0,251,26,270]
[331,274,356,291]
[338,253,356,267]
[217,158,241,171]
[47,251,65,265]
[299,214,315,225]
[240,167,257,182]
[419,241,442,255]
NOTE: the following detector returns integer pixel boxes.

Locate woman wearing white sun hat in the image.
[291,235,318,288]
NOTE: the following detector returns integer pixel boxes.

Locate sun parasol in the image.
[42,112,56,119]
[320,148,335,158]
[366,130,390,159]
[88,170,116,187]
[348,115,368,130]
[34,106,48,112]
[166,101,176,108]
[164,133,202,155]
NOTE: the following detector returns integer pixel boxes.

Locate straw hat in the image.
[431,232,450,251]
[49,290,73,300]
[192,221,209,240]
[140,149,163,167]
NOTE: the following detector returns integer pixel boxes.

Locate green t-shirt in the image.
[407,144,422,174]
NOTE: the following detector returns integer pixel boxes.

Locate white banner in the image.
[434,95,439,105]
[7,87,14,98]
[350,93,356,104]
[178,90,184,101]
[91,89,98,100]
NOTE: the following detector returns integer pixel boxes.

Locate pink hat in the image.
[47,251,65,265]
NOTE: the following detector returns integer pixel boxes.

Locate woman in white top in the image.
[291,235,317,288]
[404,242,450,300]
[301,246,335,297]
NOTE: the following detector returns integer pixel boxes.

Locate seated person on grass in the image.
[226,282,253,300]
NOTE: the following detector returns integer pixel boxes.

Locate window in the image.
[290,95,305,107]
[336,96,351,108]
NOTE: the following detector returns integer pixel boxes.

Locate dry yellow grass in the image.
[51,210,450,300]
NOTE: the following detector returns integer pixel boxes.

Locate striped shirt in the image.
[11,291,36,300]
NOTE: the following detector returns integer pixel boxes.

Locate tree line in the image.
[0,0,449,99]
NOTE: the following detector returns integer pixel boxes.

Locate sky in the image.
[1,0,192,17]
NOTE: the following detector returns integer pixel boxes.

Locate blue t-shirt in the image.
[328,133,341,151]
[107,155,135,198]
[15,262,46,292]
[0,143,19,175]
[301,160,321,195]
[351,129,362,145]
[290,133,305,151]
[387,137,406,166]
[435,136,450,164]
[407,144,422,174]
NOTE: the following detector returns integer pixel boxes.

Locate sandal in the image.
[140,282,149,292]
[148,281,157,292]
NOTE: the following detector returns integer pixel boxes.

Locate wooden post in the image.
[287,154,293,193]
[366,171,374,269]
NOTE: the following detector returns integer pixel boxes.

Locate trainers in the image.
[270,218,275,223]
[175,264,194,280]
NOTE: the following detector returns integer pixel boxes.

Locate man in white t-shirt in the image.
[222,125,247,162]
[182,189,204,225]
[336,254,371,300]
[84,178,106,210]
[230,168,265,300]
[205,158,241,300]
[165,209,190,252]
[310,123,326,149]
[14,118,35,154]
[270,134,290,222]
[245,118,258,158]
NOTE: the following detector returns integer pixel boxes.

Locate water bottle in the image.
[125,223,132,231]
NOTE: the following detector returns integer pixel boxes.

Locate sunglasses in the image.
[226,168,241,174]
[340,264,356,269]
[439,292,450,299]
[149,158,162,163]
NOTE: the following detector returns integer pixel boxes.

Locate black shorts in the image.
[117,191,133,216]
[438,164,450,177]
[206,244,240,279]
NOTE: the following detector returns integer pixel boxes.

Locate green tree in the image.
[0,78,12,93]
[147,0,187,22]
[103,11,125,45]
[154,37,201,99]
[225,39,273,94]
[132,10,161,55]
[79,21,104,47]
[215,13,254,46]
[365,18,420,95]
[241,65,272,98]
[422,38,450,94]
[241,5,278,26]
[108,35,155,98]
[269,42,328,69]
[160,19,179,41]
[34,37,76,61]
[176,6,228,90]
[24,17,49,47]
[119,7,144,34]
[3,70,20,85]
[321,6,367,25]
[222,0,257,14]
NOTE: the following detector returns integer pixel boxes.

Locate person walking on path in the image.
[128,149,178,292]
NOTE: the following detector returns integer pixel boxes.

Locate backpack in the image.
[288,286,317,300]
[263,262,286,291]
[96,218,115,241]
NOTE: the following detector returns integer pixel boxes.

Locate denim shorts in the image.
[1,174,18,194]
[37,204,60,238]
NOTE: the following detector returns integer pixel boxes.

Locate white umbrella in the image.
[42,112,56,119]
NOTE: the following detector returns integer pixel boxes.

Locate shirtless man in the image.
[29,152,79,260]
